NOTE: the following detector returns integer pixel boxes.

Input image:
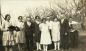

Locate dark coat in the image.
[34,22,41,42]
[60,19,70,49]
[24,21,35,51]
[24,21,35,40]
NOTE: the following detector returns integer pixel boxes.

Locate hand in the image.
[5,28,9,31]
[33,33,35,37]
[70,29,75,32]
[65,32,67,35]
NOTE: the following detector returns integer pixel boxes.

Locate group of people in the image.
[0,14,79,51]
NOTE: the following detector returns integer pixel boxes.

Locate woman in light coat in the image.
[51,17,60,50]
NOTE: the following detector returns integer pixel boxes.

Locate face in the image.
[6,16,10,21]
[54,18,58,22]
[36,19,40,22]
[69,18,72,22]
[43,19,46,23]
[18,16,22,22]
[46,17,50,21]
[35,17,39,21]
[26,17,31,21]
[36,16,39,19]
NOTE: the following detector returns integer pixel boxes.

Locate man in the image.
[24,16,35,51]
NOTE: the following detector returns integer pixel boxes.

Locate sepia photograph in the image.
[0,0,86,51]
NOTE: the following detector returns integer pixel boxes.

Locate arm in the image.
[1,21,8,31]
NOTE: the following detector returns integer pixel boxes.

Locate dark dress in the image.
[69,24,79,48]
[34,22,41,42]
[60,19,70,49]
[24,21,35,51]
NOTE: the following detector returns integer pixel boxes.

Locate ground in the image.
[0,30,86,51]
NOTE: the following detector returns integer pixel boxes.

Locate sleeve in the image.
[0,24,1,30]
[12,21,16,26]
[39,24,42,31]
[58,22,60,30]
[1,21,7,31]
[49,22,52,29]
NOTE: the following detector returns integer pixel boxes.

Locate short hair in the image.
[35,16,40,19]
[5,14,10,20]
[46,16,50,19]
[69,17,72,19]
[18,16,23,20]
[53,17,59,21]
[42,18,46,22]
[26,16,31,18]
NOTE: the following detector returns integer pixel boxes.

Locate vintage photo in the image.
[0,0,86,51]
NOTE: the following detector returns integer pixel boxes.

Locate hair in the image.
[18,16,23,20]
[68,16,72,19]
[53,17,59,21]
[26,16,32,22]
[42,18,46,22]
[35,16,40,19]
[4,14,10,20]
[26,16,31,19]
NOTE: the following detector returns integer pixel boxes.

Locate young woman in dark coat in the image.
[60,18,70,49]
[34,16,41,51]
[24,16,35,51]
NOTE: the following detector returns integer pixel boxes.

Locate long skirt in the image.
[40,31,52,45]
[2,31,15,46]
[15,31,26,44]
[69,30,78,48]
[51,31,60,42]
[60,32,70,49]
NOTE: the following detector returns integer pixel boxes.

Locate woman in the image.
[24,16,35,51]
[46,17,53,50]
[60,18,70,49]
[15,16,26,51]
[51,17,60,50]
[39,18,52,51]
[69,17,79,48]
[34,16,41,51]
[2,14,15,51]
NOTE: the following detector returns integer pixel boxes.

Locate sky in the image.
[1,0,77,20]
[1,0,52,17]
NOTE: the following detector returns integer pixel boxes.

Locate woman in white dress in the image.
[2,14,15,51]
[51,17,60,50]
[15,16,25,51]
[39,18,52,51]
